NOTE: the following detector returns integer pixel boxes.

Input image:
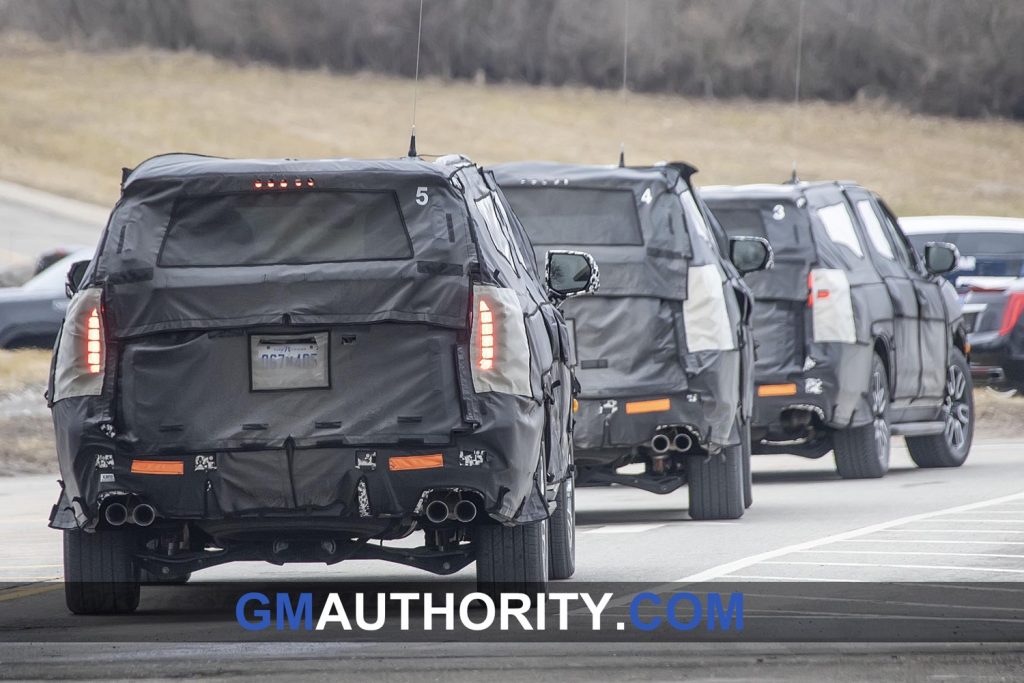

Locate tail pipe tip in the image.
[129,503,156,527]
[424,499,451,524]
[650,433,672,454]
[103,502,128,527]
[453,499,478,523]
[673,431,694,453]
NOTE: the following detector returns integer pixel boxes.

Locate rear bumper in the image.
[968,331,1024,387]
[50,393,548,530]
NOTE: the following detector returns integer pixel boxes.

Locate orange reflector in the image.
[625,398,671,414]
[965,342,972,354]
[389,454,444,472]
[758,383,798,397]
[130,459,184,475]
[572,398,579,413]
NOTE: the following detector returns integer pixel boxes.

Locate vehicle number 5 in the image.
[415,187,429,206]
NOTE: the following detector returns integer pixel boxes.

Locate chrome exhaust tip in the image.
[453,499,478,523]
[129,503,156,527]
[104,502,128,527]
[424,499,451,524]
[673,431,694,453]
[650,433,671,454]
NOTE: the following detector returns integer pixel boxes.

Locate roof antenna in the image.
[618,0,630,167]
[407,0,425,158]
[789,0,806,183]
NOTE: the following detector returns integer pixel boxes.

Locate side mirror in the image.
[924,241,959,275]
[729,236,774,274]
[545,250,599,302]
[65,260,91,298]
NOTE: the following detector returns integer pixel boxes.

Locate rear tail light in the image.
[807,272,829,307]
[86,307,103,373]
[478,299,495,371]
[999,292,1024,336]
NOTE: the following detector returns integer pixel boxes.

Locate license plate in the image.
[250,332,329,391]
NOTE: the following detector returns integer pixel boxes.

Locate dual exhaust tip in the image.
[424,497,478,524]
[103,501,156,527]
[650,430,695,455]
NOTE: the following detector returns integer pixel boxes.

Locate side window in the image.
[679,189,719,254]
[492,193,533,275]
[855,199,894,260]
[875,201,917,271]
[816,202,865,259]
[475,194,517,273]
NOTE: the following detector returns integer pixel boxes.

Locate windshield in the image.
[501,187,643,246]
[21,249,94,293]
[158,190,413,267]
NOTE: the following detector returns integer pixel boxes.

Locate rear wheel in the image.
[687,436,745,520]
[476,519,549,593]
[64,528,140,615]
[907,349,973,468]
[834,353,890,479]
[548,474,576,580]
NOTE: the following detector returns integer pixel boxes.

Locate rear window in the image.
[158,190,413,267]
[501,187,643,246]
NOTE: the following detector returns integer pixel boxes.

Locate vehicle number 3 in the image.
[415,186,429,206]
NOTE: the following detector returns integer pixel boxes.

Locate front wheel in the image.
[906,349,974,468]
[548,474,576,580]
[834,353,891,479]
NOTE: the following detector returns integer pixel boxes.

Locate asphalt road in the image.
[2,442,1024,678]
[2,190,1023,678]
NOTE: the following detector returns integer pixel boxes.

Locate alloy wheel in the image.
[943,364,970,450]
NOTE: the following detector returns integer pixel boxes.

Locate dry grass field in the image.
[0,35,1022,217]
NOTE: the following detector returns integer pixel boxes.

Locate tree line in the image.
[2,0,1022,120]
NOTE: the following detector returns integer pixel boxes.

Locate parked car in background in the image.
[495,161,771,519]
[706,183,973,479]
[0,247,93,349]
[902,216,1024,393]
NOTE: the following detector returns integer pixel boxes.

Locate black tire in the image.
[907,349,974,468]
[834,353,891,479]
[476,519,549,593]
[687,442,745,521]
[63,528,140,615]
[548,474,576,580]
[740,420,753,509]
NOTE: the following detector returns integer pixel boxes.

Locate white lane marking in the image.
[716,575,861,583]
[760,560,1024,575]
[884,529,1024,534]
[0,564,61,569]
[842,538,1024,546]
[676,489,1024,582]
[794,549,1024,559]
[947,510,1024,515]
[582,524,666,534]
[736,590,1024,615]
[910,519,1024,524]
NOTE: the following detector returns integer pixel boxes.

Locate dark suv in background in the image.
[706,182,973,479]
[495,162,771,519]
[902,216,1024,394]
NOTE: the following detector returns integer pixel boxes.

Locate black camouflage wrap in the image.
[705,182,967,449]
[49,154,575,531]
[494,162,747,464]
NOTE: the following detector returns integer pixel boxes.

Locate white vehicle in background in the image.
[901,216,1024,394]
